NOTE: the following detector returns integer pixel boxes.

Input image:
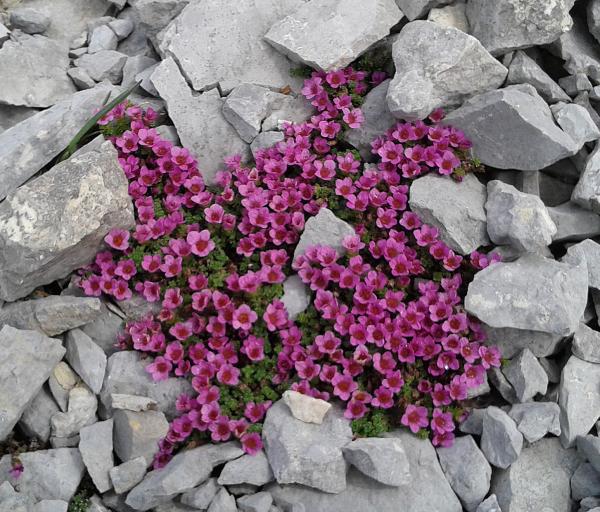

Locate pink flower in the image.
[209,416,231,442]
[205,204,225,224]
[217,364,240,386]
[187,230,215,258]
[431,408,455,434]
[344,399,368,420]
[146,356,172,381]
[332,373,357,401]
[104,229,130,251]
[401,405,429,433]
[241,432,263,455]
[342,108,364,129]
[9,462,23,480]
[232,304,258,331]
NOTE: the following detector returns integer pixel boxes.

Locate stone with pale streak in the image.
[283,390,332,424]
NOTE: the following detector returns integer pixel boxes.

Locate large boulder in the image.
[264,0,402,71]
[443,85,579,171]
[0,325,65,441]
[386,21,507,120]
[465,254,587,336]
[0,141,134,302]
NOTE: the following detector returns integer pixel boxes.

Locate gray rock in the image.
[125,442,243,511]
[122,54,157,88]
[108,18,134,40]
[293,207,355,261]
[263,400,352,493]
[0,23,9,47]
[465,254,588,336]
[280,276,310,321]
[548,201,600,242]
[86,495,110,512]
[475,495,501,512]
[466,0,574,56]
[101,351,193,420]
[573,142,600,213]
[0,481,34,512]
[567,239,600,291]
[409,173,489,254]
[265,0,402,71]
[19,385,59,442]
[489,367,519,404]
[437,435,491,511]
[50,384,97,438]
[0,34,75,108]
[158,0,305,92]
[269,430,462,512]
[572,463,600,500]
[386,21,507,120]
[395,0,452,20]
[346,80,396,159]
[539,357,562,384]
[208,488,237,512]
[505,50,570,103]
[218,451,274,487]
[111,393,158,412]
[49,362,79,412]
[548,17,600,81]
[9,8,50,34]
[283,390,331,425]
[88,25,118,53]
[228,483,258,496]
[0,104,36,135]
[0,448,85,502]
[508,402,561,442]
[459,408,485,435]
[109,456,147,494]
[483,325,564,358]
[67,67,96,90]
[503,348,549,402]
[443,84,578,171]
[155,125,180,145]
[579,436,600,475]
[251,131,285,158]
[114,293,161,322]
[573,323,600,363]
[574,92,600,131]
[427,1,469,32]
[485,180,556,253]
[223,84,288,143]
[0,325,65,441]
[342,437,410,486]
[65,329,107,394]
[590,0,600,45]
[151,57,249,185]
[50,434,80,448]
[481,406,523,469]
[180,478,220,509]
[492,438,580,512]
[559,73,593,96]
[559,355,600,447]
[32,500,68,512]
[113,409,169,466]
[552,103,600,147]
[238,492,273,512]
[261,94,312,132]
[79,419,114,493]
[0,295,101,336]
[79,302,124,355]
[75,50,128,83]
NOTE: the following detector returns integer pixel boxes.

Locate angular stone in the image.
[459,408,485,435]
[79,303,124,355]
[49,362,79,412]
[475,495,501,512]
[444,85,578,170]
[0,23,9,47]
[0,141,134,301]
[263,400,351,493]
[280,276,310,321]
[489,367,519,404]
[581,497,600,512]
[437,435,491,511]
[578,435,600,474]
[0,448,85,502]
[88,25,118,53]
[108,18,134,40]
[567,239,600,292]
[218,451,274,487]
[465,254,588,336]
[261,94,312,132]
[101,351,193,419]
[346,79,396,159]
[269,430,462,512]
[395,0,452,20]
[0,104,36,135]
[84,495,109,512]
[65,329,107,394]
[208,488,237,512]
[559,73,592,96]
[79,419,114,493]
[491,438,580,512]
[508,402,561,442]
[32,500,68,512]
[75,50,128,84]
[265,0,402,71]
[549,201,600,242]
[122,54,157,88]
[573,142,600,213]
[50,385,97,438]
[113,409,169,466]
[342,437,410,487]
[387,21,507,120]
[591,0,600,45]
[552,103,600,148]
[68,67,96,90]
[0,325,65,441]
[483,325,564,359]
[9,8,50,34]
[251,131,285,158]
[409,173,489,255]
[0,481,34,512]
[572,463,600,500]
[481,406,523,469]
[180,478,219,509]
[485,180,556,252]
[466,0,574,56]
[228,483,258,496]
[125,442,243,511]
[293,207,355,261]
[109,456,147,494]
[19,385,59,442]
[573,323,600,363]
[559,355,600,447]
[158,0,305,92]
[427,1,469,32]
[151,58,249,185]
[503,349,548,402]
[238,492,273,512]
[282,390,331,424]
[111,393,158,412]
[0,34,75,108]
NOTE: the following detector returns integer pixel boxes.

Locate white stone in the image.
[283,390,332,424]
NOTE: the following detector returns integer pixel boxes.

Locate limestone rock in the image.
[122,54,158,88]
[50,385,97,438]
[9,8,50,34]
[0,325,65,441]
[395,0,452,20]
[108,19,134,40]
[386,21,507,120]
[590,0,600,45]
[282,390,331,424]
[79,302,124,355]
[475,495,502,512]
[508,402,561,442]
[32,500,68,512]
[65,329,107,394]
[19,386,60,443]
[68,67,96,90]
[261,94,312,132]
[572,462,600,500]
[238,492,274,512]
[49,362,79,412]
[548,201,600,242]
[0,141,134,302]
[218,451,273,487]
[552,103,600,148]
[483,325,563,359]
[443,85,579,171]
[559,73,592,96]
[503,348,549,402]
[180,478,219,509]
[111,393,158,412]
[151,57,249,185]
[488,367,519,404]
[88,25,118,53]
[573,142,600,213]
[251,131,285,158]
[573,322,600,363]
[459,408,486,436]
[578,435,600,474]
[427,1,469,33]
[75,50,127,84]
[409,173,489,255]
[109,456,147,494]
[208,488,237,512]
[79,419,114,493]
[280,276,310,321]
[113,409,169,466]
[481,406,523,469]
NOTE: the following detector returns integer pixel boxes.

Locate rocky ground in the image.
[3,0,600,511]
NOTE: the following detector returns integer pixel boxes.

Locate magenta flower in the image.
[187,230,215,258]
[216,364,240,386]
[401,405,429,433]
[104,229,130,251]
[232,304,258,331]
[241,432,263,455]
[209,416,231,442]
[332,373,357,401]
[146,357,172,381]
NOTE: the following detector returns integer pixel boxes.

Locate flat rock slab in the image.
[443,84,578,171]
[218,451,274,487]
[508,402,561,443]
[397,0,453,20]
[158,0,306,92]
[265,0,402,71]
[0,34,75,107]
[0,141,134,302]
[79,419,114,493]
[0,325,65,441]
[465,254,587,336]
[386,20,507,120]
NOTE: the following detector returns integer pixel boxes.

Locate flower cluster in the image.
[79,66,500,467]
